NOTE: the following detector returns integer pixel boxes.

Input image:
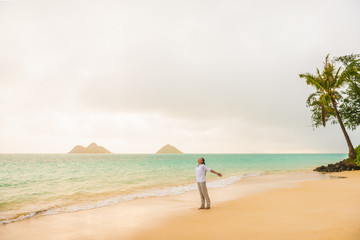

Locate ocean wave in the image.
[0,171,263,226]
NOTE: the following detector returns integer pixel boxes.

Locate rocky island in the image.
[156,144,183,154]
[69,142,111,154]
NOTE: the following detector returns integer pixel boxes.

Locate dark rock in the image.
[314,159,360,172]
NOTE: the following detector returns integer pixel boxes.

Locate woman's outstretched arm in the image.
[210,169,222,177]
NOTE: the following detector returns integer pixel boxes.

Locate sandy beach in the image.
[2,1,360,239]
[133,171,360,240]
[1,171,359,240]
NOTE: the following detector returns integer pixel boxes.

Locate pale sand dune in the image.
[0,171,359,240]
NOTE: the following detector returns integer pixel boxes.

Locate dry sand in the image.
[0,171,359,240]
[133,171,360,240]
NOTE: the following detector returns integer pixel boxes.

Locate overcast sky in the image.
[0,0,359,153]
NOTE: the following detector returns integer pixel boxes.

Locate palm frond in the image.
[320,93,331,106]
[334,66,342,84]
[326,63,337,89]
[306,92,320,106]
[299,73,325,91]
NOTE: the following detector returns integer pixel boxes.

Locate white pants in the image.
[197,181,210,208]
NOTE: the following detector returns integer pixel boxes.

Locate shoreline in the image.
[0,169,316,226]
[0,171,265,226]
[134,171,360,240]
[0,170,351,240]
[0,153,347,227]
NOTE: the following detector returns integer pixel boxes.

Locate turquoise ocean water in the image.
[0,153,346,225]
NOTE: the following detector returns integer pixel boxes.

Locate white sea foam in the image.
[0,172,264,225]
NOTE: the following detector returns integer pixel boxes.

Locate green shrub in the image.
[355,145,360,167]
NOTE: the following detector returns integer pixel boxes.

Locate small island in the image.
[156,144,183,154]
[68,142,111,154]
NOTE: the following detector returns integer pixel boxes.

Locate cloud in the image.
[0,0,359,153]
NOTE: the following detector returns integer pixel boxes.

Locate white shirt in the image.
[196,164,211,182]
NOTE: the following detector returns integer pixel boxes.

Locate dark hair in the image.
[201,157,206,176]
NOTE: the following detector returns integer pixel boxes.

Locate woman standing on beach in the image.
[196,157,222,210]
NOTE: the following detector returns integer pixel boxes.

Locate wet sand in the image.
[0,171,359,240]
[133,171,360,240]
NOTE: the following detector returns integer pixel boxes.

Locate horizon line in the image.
[0,152,348,155]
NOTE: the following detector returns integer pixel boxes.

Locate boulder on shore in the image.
[314,159,360,172]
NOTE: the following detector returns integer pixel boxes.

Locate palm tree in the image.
[299,55,358,160]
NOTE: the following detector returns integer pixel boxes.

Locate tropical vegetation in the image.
[335,54,360,131]
[299,54,359,162]
[355,145,360,166]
